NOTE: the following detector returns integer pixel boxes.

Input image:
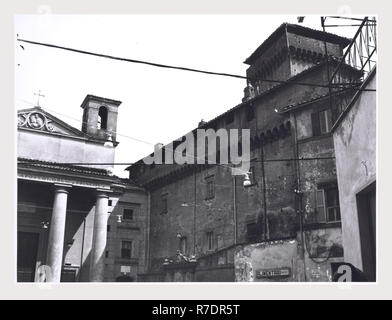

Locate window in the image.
[108,200,112,206]
[316,187,341,222]
[246,222,261,243]
[97,106,108,130]
[311,109,332,136]
[205,176,215,199]
[107,224,111,232]
[179,237,187,254]
[246,106,255,121]
[123,208,134,221]
[161,195,168,214]
[207,231,214,250]
[121,241,132,259]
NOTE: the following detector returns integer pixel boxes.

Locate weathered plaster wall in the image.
[333,71,376,271]
[235,240,299,282]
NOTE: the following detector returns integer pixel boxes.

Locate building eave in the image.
[244,22,352,65]
[80,94,122,109]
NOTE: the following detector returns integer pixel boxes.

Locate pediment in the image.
[17,107,85,138]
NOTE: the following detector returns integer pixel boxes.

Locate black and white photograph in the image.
[14,12,377,286]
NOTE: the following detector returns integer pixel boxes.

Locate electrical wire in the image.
[16,38,376,92]
[17,101,336,169]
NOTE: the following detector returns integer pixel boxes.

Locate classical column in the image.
[89,190,109,282]
[46,184,70,282]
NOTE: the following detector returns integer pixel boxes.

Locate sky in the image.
[14,14,364,177]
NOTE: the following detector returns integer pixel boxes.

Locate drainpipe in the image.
[193,168,197,255]
[146,190,151,271]
[255,106,268,241]
[233,175,237,244]
[260,143,268,241]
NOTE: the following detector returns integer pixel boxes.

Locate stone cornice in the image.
[17,164,128,191]
[18,170,112,190]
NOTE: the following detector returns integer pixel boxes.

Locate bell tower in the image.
[80,95,122,144]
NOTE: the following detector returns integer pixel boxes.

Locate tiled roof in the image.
[17,157,144,188]
[18,157,110,176]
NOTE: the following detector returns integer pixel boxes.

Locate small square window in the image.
[108,200,113,206]
[123,208,134,220]
[121,241,132,259]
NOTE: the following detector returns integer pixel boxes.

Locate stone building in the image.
[17,95,148,282]
[332,67,376,281]
[127,23,363,282]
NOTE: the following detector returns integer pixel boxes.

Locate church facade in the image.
[17,95,148,282]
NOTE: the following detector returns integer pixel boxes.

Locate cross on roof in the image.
[34,90,45,107]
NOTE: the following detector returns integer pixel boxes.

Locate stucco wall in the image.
[18,130,115,170]
[333,70,376,271]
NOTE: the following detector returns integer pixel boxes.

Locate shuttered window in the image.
[315,187,341,222]
[311,109,332,136]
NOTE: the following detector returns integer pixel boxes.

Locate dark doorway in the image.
[356,181,376,281]
[17,232,39,282]
[116,275,134,282]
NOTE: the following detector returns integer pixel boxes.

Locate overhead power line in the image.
[17,38,376,92]
[17,100,336,173]
[17,157,335,167]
